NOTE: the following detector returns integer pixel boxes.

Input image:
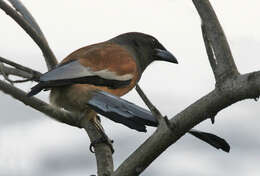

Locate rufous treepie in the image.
[27,32,230,153]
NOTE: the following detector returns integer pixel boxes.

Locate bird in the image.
[27,32,230,153]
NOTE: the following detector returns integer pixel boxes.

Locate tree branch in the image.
[0,79,80,127]
[112,0,260,175]
[0,56,42,82]
[0,1,113,175]
[0,56,42,78]
[113,71,260,176]
[81,118,114,176]
[7,0,45,37]
[1,0,258,175]
[135,84,163,120]
[0,78,114,175]
[0,0,57,69]
[193,0,239,84]
[0,65,32,79]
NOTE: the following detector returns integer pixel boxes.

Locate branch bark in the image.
[193,0,239,84]
[113,72,260,176]
[81,118,114,176]
[0,56,42,82]
[0,65,32,79]
[0,79,80,127]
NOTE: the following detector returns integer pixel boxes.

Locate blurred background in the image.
[0,0,260,175]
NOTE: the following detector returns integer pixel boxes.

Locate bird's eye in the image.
[151,38,157,48]
[133,40,139,47]
[151,38,156,43]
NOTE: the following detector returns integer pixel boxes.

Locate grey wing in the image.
[27,60,133,97]
[40,60,133,82]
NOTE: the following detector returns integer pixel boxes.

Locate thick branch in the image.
[113,71,260,176]
[81,118,114,176]
[193,0,239,83]
[0,0,57,69]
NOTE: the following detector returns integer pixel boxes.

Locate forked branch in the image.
[0,1,113,175]
[0,0,57,69]
[193,0,239,84]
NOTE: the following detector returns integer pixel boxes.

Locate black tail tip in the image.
[26,89,37,97]
[26,84,43,97]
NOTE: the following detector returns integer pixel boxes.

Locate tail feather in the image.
[88,90,230,152]
[27,83,45,97]
[28,86,230,152]
[87,90,158,132]
[189,129,230,152]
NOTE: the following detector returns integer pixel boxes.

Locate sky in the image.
[0,0,260,175]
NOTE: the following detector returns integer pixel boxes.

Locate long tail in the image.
[27,83,45,97]
[87,90,230,152]
[87,90,158,132]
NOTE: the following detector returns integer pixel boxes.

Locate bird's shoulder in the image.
[61,42,138,75]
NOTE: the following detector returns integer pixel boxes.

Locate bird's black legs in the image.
[89,115,114,153]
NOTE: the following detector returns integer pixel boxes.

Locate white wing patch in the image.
[94,69,133,81]
[40,60,133,81]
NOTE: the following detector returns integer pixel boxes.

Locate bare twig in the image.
[0,62,14,84]
[0,56,42,81]
[0,0,57,70]
[7,0,44,37]
[193,0,239,83]
[0,79,80,127]
[135,84,163,120]
[0,65,32,79]
[135,84,175,132]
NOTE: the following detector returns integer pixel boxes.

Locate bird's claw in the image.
[89,136,114,154]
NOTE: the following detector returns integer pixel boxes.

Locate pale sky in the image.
[0,0,260,175]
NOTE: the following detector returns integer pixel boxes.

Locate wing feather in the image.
[40,60,133,82]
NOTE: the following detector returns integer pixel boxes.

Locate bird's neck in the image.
[108,39,152,73]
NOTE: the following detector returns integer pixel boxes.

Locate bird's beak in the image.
[154,49,178,64]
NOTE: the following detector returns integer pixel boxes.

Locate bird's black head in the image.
[110,32,178,72]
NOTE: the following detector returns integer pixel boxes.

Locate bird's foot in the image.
[89,134,114,154]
